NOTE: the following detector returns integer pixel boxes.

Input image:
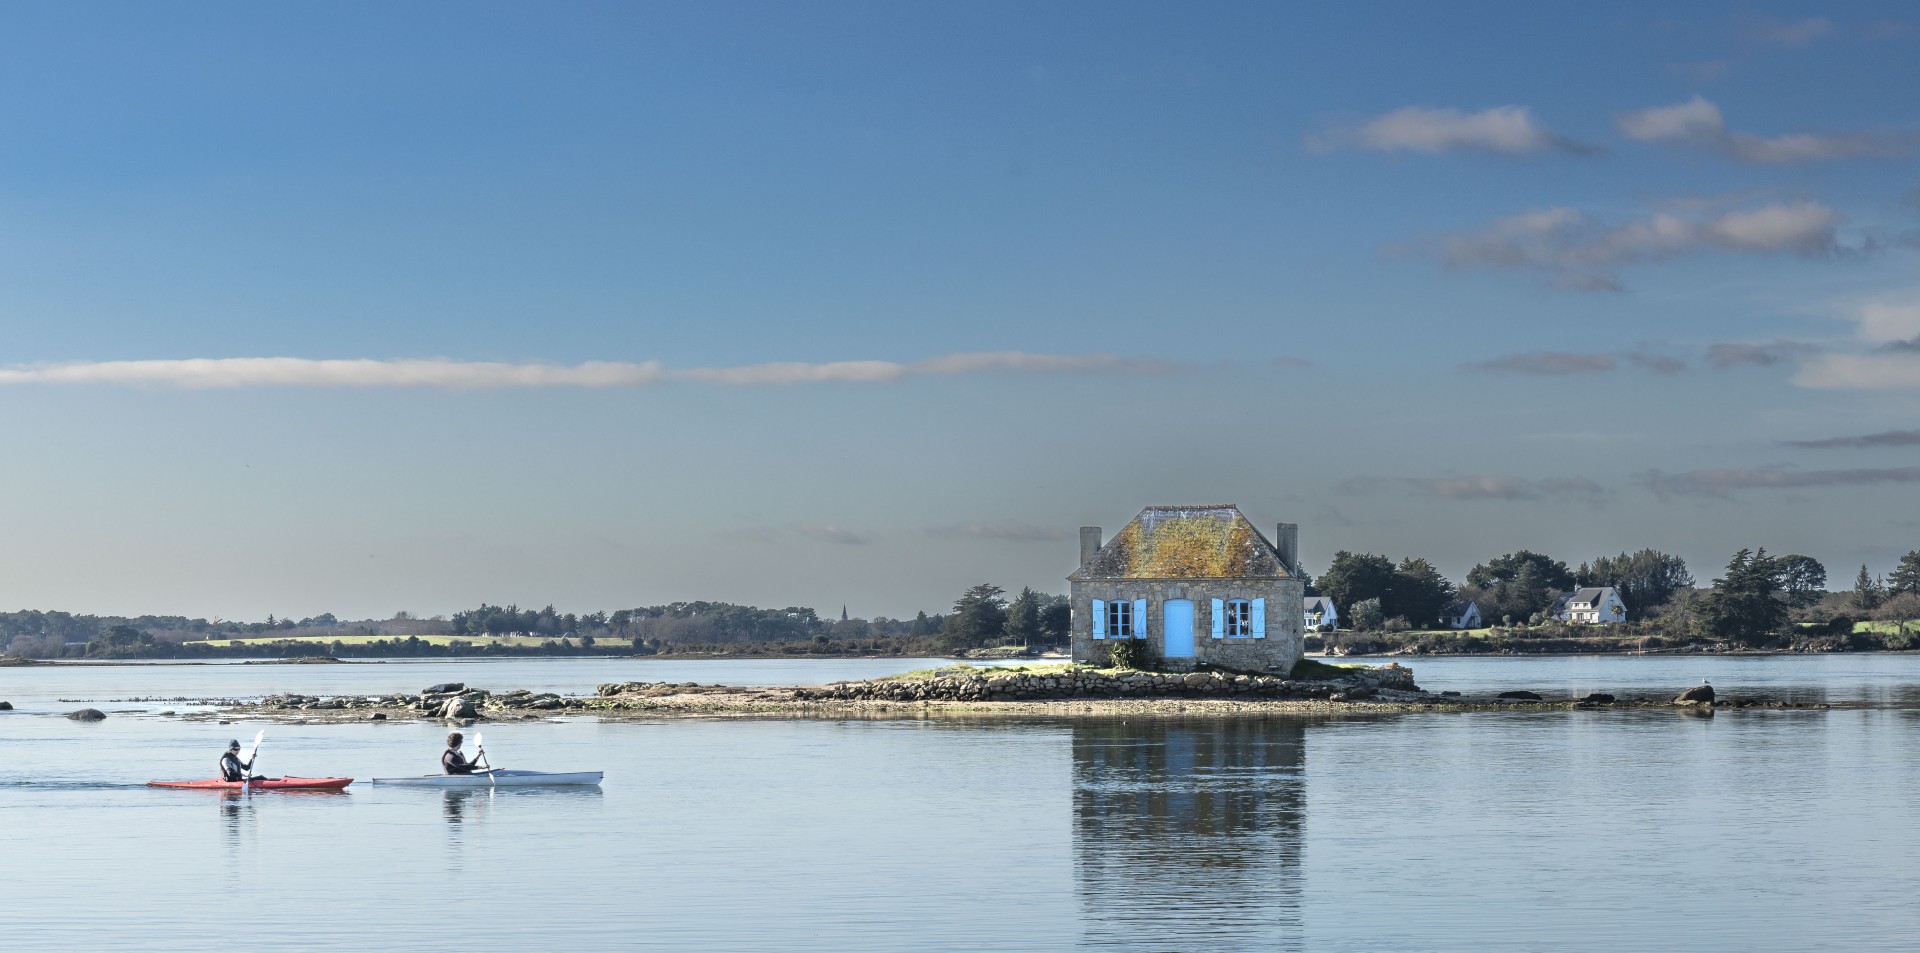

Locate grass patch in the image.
[1290,657,1364,680]
[1854,620,1918,635]
[878,662,1077,682]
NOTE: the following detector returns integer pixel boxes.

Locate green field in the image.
[1854,620,1917,635]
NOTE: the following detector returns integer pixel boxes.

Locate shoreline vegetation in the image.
[9,622,1917,665]
[159,660,1863,725]
[3,545,1917,663]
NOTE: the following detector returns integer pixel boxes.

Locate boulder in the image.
[439,696,478,720]
[1580,693,1616,705]
[1496,690,1543,700]
[424,682,466,695]
[66,708,107,721]
[0,700,12,710]
[1674,684,1715,705]
[368,712,388,721]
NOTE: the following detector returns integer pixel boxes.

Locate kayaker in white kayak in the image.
[218,740,256,782]
[441,732,483,775]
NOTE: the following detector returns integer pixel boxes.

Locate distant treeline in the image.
[0,583,1071,660]
[1309,545,1920,646]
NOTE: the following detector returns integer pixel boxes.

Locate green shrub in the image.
[1107,639,1156,670]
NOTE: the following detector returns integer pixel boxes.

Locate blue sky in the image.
[1,1,1917,620]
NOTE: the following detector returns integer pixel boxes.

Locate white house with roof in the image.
[1441,600,1482,629]
[1303,596,1339,631]
[1555,587,1627,624]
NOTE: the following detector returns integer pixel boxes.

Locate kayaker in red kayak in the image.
[219,739,258,782]
[441,732,481,775]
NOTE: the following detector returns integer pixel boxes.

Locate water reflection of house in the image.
[1073,720,1305,949]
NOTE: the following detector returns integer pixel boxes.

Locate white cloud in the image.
[793,524,879,546]
[1618,96,1725,141]
[1312,105,1592,156]
[1856,299,1920,343]
[0,357,667,389]
[1422,199,1843,289]
[1790,296,1920,390]
[0,351,1179,390]
[1617,96,1915,164]
[1794,353,1920,390]
[676,360,905,386]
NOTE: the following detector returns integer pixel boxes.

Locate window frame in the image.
[1223,598,1252,638]
[1108,599,1133,638]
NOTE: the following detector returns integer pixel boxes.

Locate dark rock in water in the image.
[368,712,388,721]
[1440,690,1461,697]
[66,708,107,721]
[1497,690,1543,700]
[424,682,466,695]
[1581,693,1616,704]
[0,700,13,710]
[1674,684,1715,705]
[1344,685,1378,700]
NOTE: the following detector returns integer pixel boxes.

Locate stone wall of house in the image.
[1069,577,1306,674]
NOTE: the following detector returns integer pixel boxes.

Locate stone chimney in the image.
[1274,522,1298,575]
[1079,526,1102,567]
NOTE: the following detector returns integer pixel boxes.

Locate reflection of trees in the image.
[1073,719,1305,951]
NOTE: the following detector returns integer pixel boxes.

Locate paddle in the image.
[243,729,265,795]
[475,733,494,789]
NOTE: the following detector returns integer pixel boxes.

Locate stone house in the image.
[1069,505,1306,674]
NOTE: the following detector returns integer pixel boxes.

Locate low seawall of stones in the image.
[264,684,586,718]
[777,663,1419,704]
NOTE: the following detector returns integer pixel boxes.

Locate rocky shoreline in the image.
[163,663,1856,724]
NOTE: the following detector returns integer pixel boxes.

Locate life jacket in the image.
[442,748,474,775]
[220,752,246,782]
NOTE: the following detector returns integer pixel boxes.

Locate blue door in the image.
[1162,599,1195,658]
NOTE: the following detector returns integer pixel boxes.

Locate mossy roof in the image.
[1069,505,1290,581]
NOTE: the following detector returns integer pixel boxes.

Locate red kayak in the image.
[148,777,353,791]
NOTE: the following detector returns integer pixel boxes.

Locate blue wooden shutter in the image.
[1252,598,1266,639]
[1132,599,1147,639]
[1211,598,1225,639]
[1091,599,1106,639]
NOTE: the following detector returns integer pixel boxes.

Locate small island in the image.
[183,658,1845,725]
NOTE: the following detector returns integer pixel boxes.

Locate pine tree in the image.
[1851,564,1885,612]
[1889,550,1920,596]
[1003,587,1043,646]
[1693,548,1788,639]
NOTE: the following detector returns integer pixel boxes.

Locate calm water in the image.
[2,655,1918,951]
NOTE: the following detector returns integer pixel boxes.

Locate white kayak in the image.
[370,770,603,787]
